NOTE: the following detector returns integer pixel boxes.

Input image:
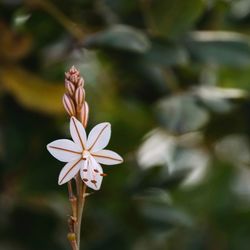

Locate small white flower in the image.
[47,117,123,190]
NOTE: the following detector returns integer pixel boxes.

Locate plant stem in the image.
[64,67,88,250]
[71,241,78,250]
[67,233,78,250]
[76,174,87,249]
[68,181,77,221]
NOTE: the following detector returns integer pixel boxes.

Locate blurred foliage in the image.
[1,0,250,249]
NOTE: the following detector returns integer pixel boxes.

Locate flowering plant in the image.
[47,66,123,250]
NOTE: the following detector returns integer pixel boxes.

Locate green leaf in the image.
[143,39,188,66]
[1,67,65,114]
[135,189,192,230]
[143,0,204,37]
[156,94,209,134]
[83,25,151,53]
[186,31,250,66]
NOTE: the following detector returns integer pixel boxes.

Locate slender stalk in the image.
[70,240,78,250]
[64,66,89,250]
[75,103,87,249]
[67,181,73,197]
[75,174,87,249]
[67,233,78,250]
[67,181,78,249]
[68,181,77,221]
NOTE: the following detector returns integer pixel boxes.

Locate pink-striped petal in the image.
[47,139,82,162]
[80,156,103,190]
[87,122,111,152]
[63,94,76,116]
[65,80,75,96]
[70,117,87,150]
[83,102,89,128]
[92,149,123,165]
[58,158,82,185]
[78,77,84,87]
[75,86,85,107]
[79,101,89,128]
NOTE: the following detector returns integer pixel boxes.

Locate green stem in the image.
[76,174,87,249]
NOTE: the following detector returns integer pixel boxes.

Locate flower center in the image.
[82,150,91,160]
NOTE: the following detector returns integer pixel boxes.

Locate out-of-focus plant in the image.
[1,0,250,249]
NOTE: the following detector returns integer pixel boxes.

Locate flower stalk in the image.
[65,66,87,249]
[47,66,123,250]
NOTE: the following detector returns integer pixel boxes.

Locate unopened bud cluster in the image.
[63,66,89,127]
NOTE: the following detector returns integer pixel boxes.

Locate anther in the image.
[83,178,88,182]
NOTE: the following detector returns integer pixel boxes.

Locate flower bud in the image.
[78,77,84,87]
[70,74,79,85]
[62,94,76,117]
[65,66,80,86]
[75,86,85,108]
[65,80,75,96]
[69,65,79,76]
[79,101,89,127]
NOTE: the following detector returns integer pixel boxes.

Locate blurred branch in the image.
[25,0,86,41]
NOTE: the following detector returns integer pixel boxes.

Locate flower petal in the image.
[87,122,111,152]
[79,101,89,128]
[47,139,82,162]
[58,158,82,185]
[83,102,89,128]
[92,150,123,165]
[70,117,87,150]
[80,156,103,190]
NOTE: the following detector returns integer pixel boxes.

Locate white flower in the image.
[47,117,123,190]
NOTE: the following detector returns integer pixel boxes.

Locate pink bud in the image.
[65,66,81,85]
[75,87,85,108]
[70,75,79,84]
[69,65,79,75]
[79,102,89,128]
[62,94,76,117]
[78,77,84,87]
[65,80,75,96]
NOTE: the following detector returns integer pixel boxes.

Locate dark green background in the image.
[1,0,250,249]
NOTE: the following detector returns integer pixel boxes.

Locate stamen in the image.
[83,169,88,172]
[91,180,97,184]
[93,169,99,173]
[100,173,107,177]
[83,178,88,182]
